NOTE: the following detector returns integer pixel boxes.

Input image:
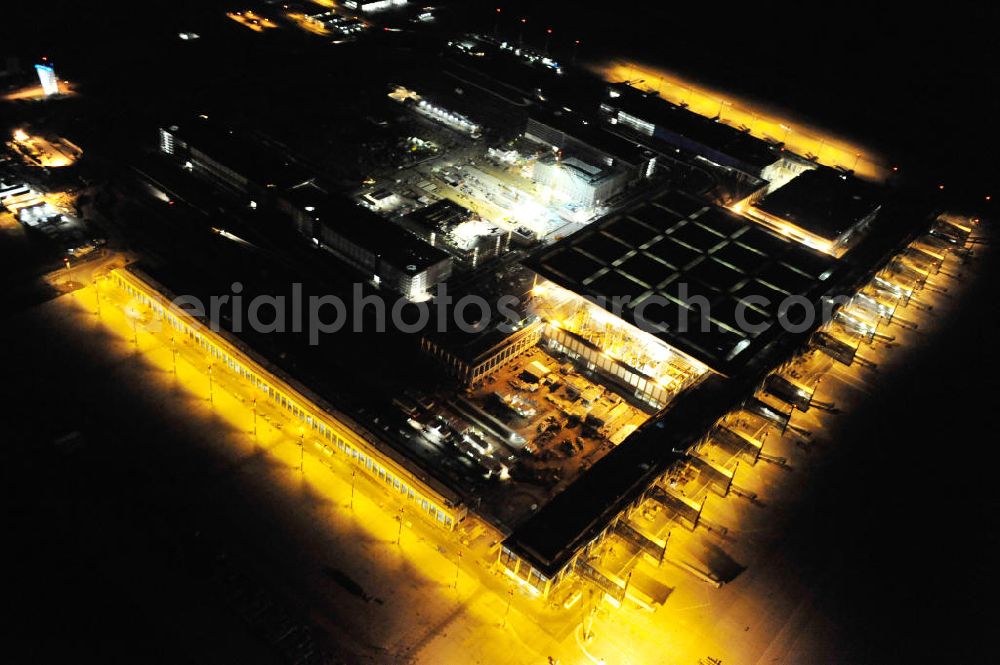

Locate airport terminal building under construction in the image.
[145,76,974,607]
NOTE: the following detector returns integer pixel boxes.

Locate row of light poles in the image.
[93,278,369,531]
[106,287,459,605]
[115,286,481,632]
[637,72,867,173]
[647,78,859,171]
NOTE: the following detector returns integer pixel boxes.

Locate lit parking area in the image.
[286,9,368,39]
[0,166,102,260]
[6,128,82,168]
[226,10,278,32]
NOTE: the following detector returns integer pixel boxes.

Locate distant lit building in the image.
[361,188,400,212]
[160,119,450,301]
[600,83,814,196]
[0,180,31,202]
[344,0,407,12]
[406,200,510,270]
[525,111,657,186]
[158,124,251,194]
[158,120,311,197]
[389,86,482,139]
[35,63,58,96]
[304,10,366,36]
[533,151,630,208]
[281,182,453,301]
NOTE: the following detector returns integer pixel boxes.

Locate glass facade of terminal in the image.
[499,545,553,595]
[531,279,709,410]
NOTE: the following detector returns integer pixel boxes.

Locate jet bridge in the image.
[688,453,736,496]
[742,396,791,431]
[612,520,667,564]
[812,330,857,366]
[574,558,627,603]
[763,374,814,411]
[873,275,915,306]
[647,484,703,529]
[887,258,929,289]
[712,425,764,460]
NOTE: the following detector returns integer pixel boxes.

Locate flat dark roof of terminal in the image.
[507,374,736,577]
[510,189,937,578]
[608,84,781,170]
[525,189,839,374]
[284,183,450,275]
[529,108,650,167]
[753,167,883,241]
[721,130,783,170]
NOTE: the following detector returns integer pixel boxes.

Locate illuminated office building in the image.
[35,63,58,96]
